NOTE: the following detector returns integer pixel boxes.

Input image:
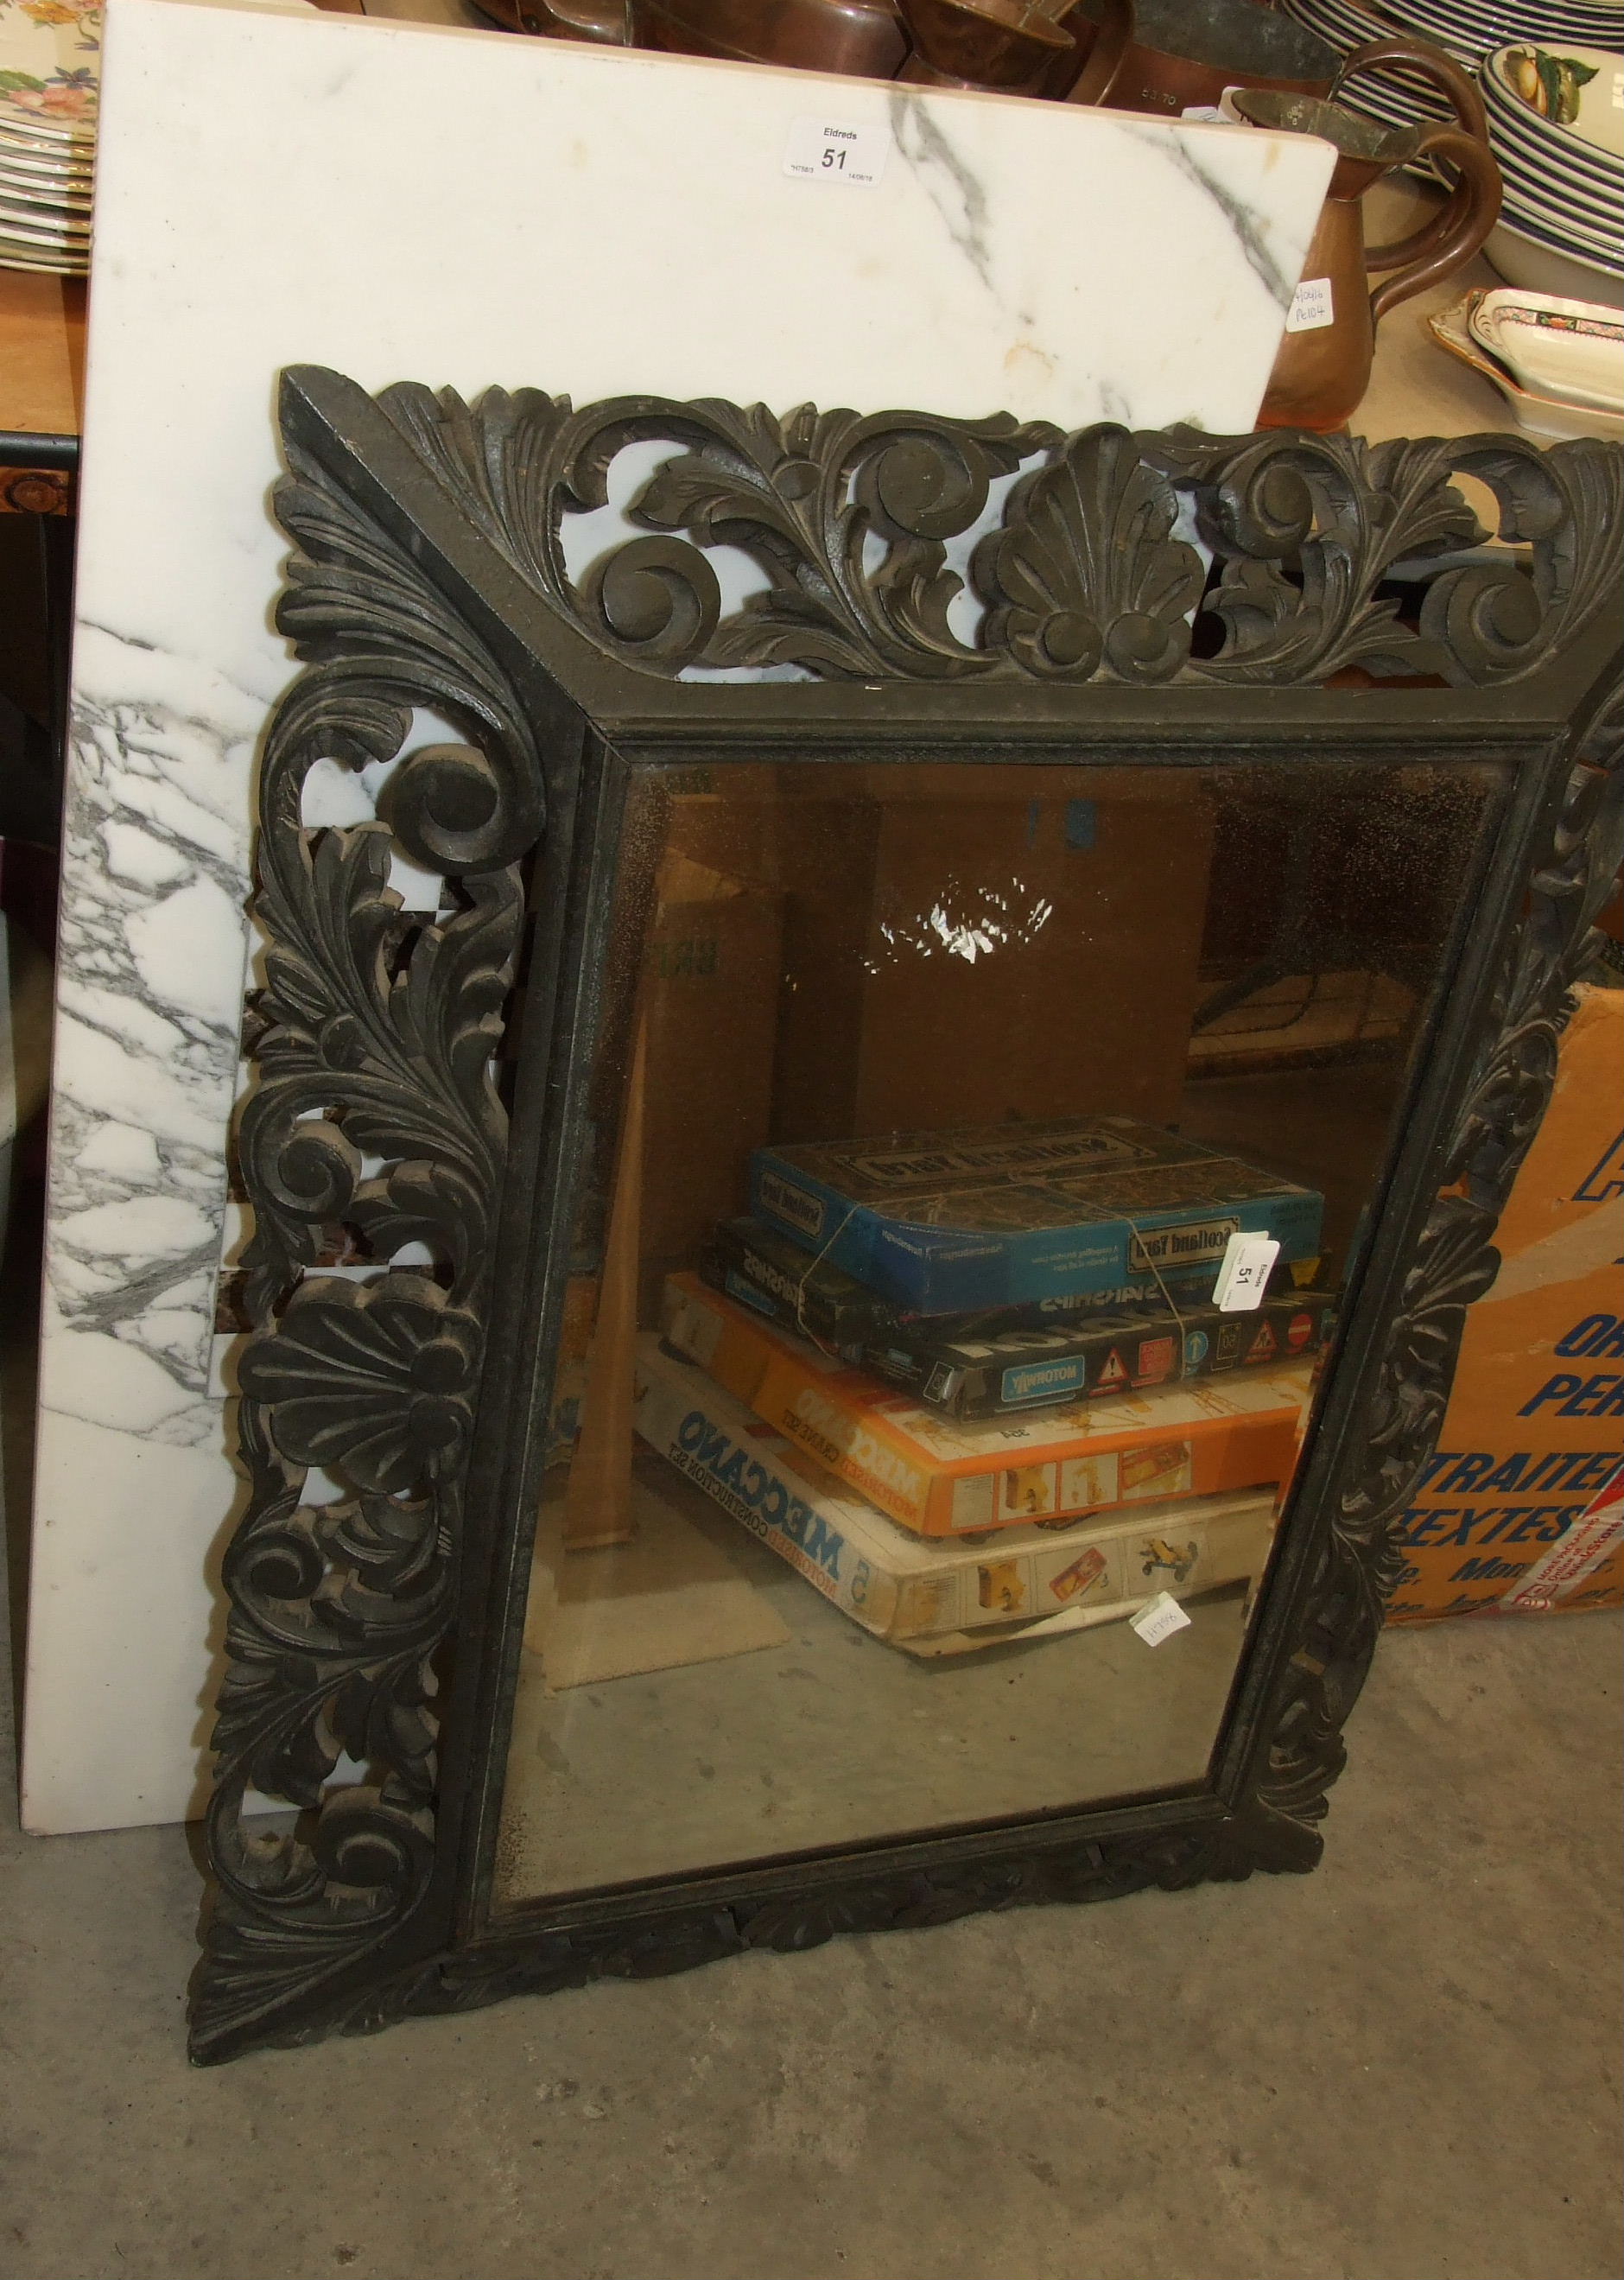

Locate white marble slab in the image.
[22,0,1334,1832]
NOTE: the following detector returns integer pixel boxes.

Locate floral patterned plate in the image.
[0,0,100,145]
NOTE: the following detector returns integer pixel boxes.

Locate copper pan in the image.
[473,0,632,41]
[626,0,909,77]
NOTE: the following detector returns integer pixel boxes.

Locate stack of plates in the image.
[1282,0,1621,142]
[0,0,99,279]
[1283,0,1477,138]
[1481,35,1624,297]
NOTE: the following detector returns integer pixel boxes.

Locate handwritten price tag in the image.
[1285,276,1335,333]
[783,116,890,187]
[1131,1591,1193,1648]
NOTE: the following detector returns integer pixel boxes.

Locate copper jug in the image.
[1236,60,1501,433]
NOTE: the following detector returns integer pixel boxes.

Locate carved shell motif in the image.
[188,372,1624,2062]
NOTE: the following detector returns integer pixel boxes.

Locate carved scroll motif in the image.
[190,378,1624,2061]
[372,381,1623,688]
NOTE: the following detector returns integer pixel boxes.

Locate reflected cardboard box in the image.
[633,1336,1278,1656]
[637,852,785,1303]
[1386,984,1624,1623]
[769,774,1217,1140]
[662,1272,1311,1540]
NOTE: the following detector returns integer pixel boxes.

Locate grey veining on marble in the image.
[21,0,1333,1835]
[41,626,257,1451]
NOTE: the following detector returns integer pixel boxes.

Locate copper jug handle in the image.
[1331,35,1490,274]
[1063,0,1132,105]
[1364,125,1501,320]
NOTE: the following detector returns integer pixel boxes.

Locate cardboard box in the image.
[748,1116,1324,1315]
[769,771,1216,1140]
[1386,983,1624,1622]
[632,1334,1278,1654]
[662,1272,1312,1539]
[703,1213,1334,1415]
[636,867,783,1297]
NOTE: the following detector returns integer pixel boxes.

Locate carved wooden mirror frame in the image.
[187,365,1622,2062]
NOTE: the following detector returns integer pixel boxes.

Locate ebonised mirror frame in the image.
[187,366,1622,2062]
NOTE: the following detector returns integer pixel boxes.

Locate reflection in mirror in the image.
[494,759,1493,1905]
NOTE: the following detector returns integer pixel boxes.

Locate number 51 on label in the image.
[783,116,890,187]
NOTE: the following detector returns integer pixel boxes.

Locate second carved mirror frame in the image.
[187,367,1623,2062]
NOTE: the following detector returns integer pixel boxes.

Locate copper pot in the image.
[473,0,631,41]
[626,0,909,76]
[1066,0,1357,116]
[893,0,1081,92]
[1237,78,1501,431]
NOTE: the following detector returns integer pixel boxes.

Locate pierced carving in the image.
[367,376,1622,687]
[191,370,1623,2063]
[192,428,537,2061]
[1260,667,1624,1821]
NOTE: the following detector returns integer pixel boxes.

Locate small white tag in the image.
[1181,86,1242,123]
[667,1292,722,1370]
[1213,1232,1281,1313]
[1285,276,1335,333]
[1131,1591,1193,1647]
[783,116,889,188]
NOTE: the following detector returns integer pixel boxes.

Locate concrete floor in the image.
[1,1580,1618,2280]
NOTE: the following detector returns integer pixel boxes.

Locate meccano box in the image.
[662,1273,1312,1539]
[1386,982,1624,1623]
[632,1335,1278,1654]
[703,1214,1334,1415]
[747,1116,1323,1314]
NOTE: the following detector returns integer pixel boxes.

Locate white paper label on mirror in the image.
[1213,1232,1282,1312]
[1130,1591,1193,1647]
[1285,276,1335,333]
[783,117,890,188]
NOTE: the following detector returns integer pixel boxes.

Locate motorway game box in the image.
[662,1273,1313,1540]
[746,1115,1323,1314]
[702,1215,1334,1417]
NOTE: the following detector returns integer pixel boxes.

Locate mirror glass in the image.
[494,757,1494,1904]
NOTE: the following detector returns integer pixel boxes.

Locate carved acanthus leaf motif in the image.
[192,371,1624,2062]
[360,379,1621,689]
[374,382,1057,679]
[1253,664,1624,1839]
[192,428,536,2063]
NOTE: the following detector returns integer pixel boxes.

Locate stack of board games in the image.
[629,1116,1331,1654]
[632,1336,1280,1658]
[660,1272,1314,1539]
[700,1215,1333,1420]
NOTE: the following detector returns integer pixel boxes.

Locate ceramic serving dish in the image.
[1469,284,1624,408]
[1484,213,1624,307]
[1430,286,1624,438]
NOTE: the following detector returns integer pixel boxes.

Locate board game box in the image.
[632,1335,1278,1654]
[747,1116,1324,1314]
[662,1273,1313,1539]
[702,1215,1334,1415]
